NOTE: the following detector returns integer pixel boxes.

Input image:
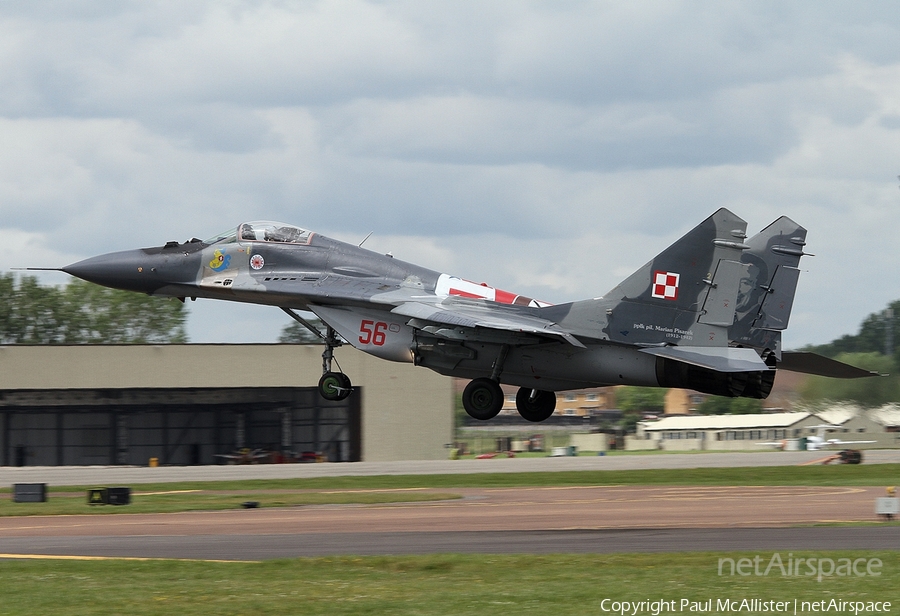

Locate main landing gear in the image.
[460,343,557,422]
[461,379,557,422]
[282,308,352,402]
[515,388,556,423]
[462,378,504,420]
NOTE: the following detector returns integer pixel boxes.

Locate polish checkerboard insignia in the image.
[651,270,679,300]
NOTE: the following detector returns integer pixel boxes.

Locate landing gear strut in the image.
[281,308,352,401]
[318,325,352,401]
[461,345,510,421]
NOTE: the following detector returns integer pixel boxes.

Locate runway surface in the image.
[2,484,898,560]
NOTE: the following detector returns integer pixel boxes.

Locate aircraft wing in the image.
[252,275,416,309]
[828,439,877,446]
[391,300,587,348]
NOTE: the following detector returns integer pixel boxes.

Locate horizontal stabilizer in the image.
[639,346,769,372]
[779,352,881,379]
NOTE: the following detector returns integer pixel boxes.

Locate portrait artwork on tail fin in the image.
[729,216,807,353]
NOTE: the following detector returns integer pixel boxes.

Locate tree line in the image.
[0,274,187,344]
[618,300,900,415]
[798,300,900,407]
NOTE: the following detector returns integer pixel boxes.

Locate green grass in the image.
[2,464,898,516]
[0,489,461,517]
[0,552,897,615]
[8,463,900,494]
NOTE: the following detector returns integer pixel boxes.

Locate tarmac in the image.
[1,450,898,560]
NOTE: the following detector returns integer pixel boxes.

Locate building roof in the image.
[642,411,811,431]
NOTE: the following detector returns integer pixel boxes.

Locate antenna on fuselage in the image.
[358,231,374,248]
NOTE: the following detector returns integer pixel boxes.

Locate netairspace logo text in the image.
[599,598,892,615]
[719,553,882,583]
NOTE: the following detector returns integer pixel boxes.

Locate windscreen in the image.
[238,221,313,245]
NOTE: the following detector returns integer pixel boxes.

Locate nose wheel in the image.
[281,309,354,401]
[319,371,352,401]
[318,324,352,401]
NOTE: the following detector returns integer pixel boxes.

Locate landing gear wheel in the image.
[462,378,504,421]
[318,372,352,401]
[515,388,557,422]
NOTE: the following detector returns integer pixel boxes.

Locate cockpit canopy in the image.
[205,221,314,246]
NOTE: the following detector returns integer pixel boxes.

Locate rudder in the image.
[729,216,808,353]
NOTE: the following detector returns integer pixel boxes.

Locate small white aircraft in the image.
[758,424,875,451]
[805,427,876,451]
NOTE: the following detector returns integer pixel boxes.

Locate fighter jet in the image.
[46,209,875,422]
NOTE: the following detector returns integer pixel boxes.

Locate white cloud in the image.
[2,1,900,348]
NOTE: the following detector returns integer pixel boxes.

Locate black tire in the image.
[515,388,557,422]
[318,372,352,401]
[839,449,863,464]
[462,378,504,421]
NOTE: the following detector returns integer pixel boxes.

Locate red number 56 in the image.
[359,320,387,346]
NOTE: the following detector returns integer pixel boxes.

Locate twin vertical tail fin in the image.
[728,216,808,355]
[544,208,779,397]
[738,218,878,380]
[600,207,753,349]
[543,209,874,395]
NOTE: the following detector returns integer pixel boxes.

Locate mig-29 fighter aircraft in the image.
[45,208,874,422]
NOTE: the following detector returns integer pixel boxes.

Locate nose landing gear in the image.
[318,324,353,401]
[282,308,353,401]
[319,371,352,401]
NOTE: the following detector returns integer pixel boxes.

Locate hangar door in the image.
[0,387,361,466]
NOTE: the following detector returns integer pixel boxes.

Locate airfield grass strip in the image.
[0,490,461,517]
[3,463,898,494]
[1,465,897,517]
[0,552,897,616]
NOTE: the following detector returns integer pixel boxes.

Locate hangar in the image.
[0,344,453,466]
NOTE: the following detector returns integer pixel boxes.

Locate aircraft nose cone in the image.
[62,249,163,293]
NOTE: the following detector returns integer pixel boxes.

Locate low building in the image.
[664,389,705,415]
[498,386,617,418]
[0,344,453,466]
[629,412,822,451]
[819,414,899,449]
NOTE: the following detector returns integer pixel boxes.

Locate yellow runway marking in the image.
[0,553,256,563]
[134,490,203,496]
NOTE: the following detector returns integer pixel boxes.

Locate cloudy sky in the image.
[2,1,899,347]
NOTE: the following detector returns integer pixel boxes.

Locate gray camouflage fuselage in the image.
[59,212,869,403]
